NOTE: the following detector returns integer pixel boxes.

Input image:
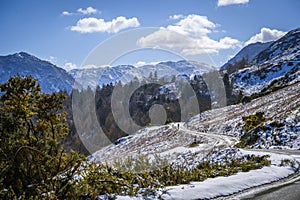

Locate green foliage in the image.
[280,159,296,168]
[236,112,266,148]
[114,154,169,172]
[188,140,203,148]
[148,154,270,186]
[242,112,265,133]
[0,76,83,199]
[68,162,162,198]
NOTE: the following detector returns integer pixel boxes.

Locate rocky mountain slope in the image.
[0,52,74,93]
[187,80,300,149]
[230,28,300,96]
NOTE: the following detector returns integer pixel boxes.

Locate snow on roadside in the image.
[161,166,294,200]
[161,150,298,200]
[101,150,299,200]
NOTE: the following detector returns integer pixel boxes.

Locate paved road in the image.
[241,181,300,200]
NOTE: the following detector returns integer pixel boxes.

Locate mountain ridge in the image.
[221,41,273,72]
[0,52,74,93]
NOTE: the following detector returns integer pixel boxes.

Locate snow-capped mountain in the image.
[221,41,272,73]
[0,52,74,93]
[70,66,107,90]
[231,28,300,96]
[71,60,214,89]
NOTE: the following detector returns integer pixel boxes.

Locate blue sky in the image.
[0,0,299,69]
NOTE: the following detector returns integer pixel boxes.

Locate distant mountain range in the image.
[70,60,214,90]
[0,52,215,93]
[0,27,299,96]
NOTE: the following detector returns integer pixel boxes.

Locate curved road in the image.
[180,124,239,150]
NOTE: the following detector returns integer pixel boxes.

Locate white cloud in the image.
[245,27,287,45]
[63,62,78,71]
[71,16,140,33]
[166,15,216,37]
[135,61,160,67]
[62,6,99,16]
[169,14,184,20]
[48,56,57,63]
[217,0,249,7]
[77,6,98,15]
[136,61,146,67]
[137,14,241,56]
[62,11,73,16]
[45,56,59,65]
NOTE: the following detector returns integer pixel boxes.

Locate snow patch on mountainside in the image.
[233,62,299,95]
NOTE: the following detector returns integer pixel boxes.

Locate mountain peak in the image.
[17,52,31,57]
[11,52,36,59]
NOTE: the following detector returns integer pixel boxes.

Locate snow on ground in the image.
[91,122,239,170]
[162,150,298,200]
[233,62,298,96]
[231,28,300,96]
[161,165,294,200]
[187,81,300,149]
[91,123,208,166]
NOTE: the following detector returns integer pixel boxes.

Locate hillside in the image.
[89,79,300,199]
[187,80,300,149]
[230,28,300,96]
[0,52,74,93]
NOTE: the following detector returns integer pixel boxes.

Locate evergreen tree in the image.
[0,76,82,199]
